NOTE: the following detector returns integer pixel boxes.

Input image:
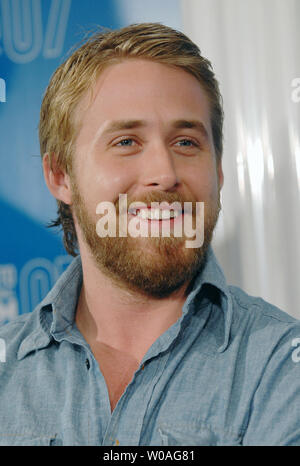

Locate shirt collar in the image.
[17,256,82,360]
[183,246,233,352]
[17,246,232,360]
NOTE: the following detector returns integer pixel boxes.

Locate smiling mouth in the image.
[128,207,183,221]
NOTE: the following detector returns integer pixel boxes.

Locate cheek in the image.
[80,158,137,206]
[184,165,219,201]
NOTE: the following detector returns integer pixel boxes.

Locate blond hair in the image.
[39,22,224,256]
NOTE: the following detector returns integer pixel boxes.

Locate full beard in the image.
[71,182,221,299]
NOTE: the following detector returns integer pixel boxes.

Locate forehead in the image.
[75,59,212,140]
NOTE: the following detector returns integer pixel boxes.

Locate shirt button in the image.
[141,364,145,370]
[85,358,90,370]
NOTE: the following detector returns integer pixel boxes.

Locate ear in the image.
[43,153,72,205]
[217,160,224,190]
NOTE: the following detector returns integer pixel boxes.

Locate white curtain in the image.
[181,0,300,318]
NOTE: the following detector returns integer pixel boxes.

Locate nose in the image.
[139,141,180,191]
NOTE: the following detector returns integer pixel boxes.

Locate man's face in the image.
[70,59,223,298]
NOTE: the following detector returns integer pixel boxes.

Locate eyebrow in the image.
[172,119,209,140]
[101,119,209,141]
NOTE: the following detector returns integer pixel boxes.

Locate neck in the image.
[75,247,188,362]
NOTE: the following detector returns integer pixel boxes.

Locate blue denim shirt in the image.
[0,247,299,446]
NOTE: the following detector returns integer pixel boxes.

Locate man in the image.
[0,23,299,446]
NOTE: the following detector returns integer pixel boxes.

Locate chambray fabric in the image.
[0,247,299,446]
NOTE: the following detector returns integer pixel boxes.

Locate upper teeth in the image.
[133,209,180,220]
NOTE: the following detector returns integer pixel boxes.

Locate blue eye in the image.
[176,139,197,147]
[116,138,135,146]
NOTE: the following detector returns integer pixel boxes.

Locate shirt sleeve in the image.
[242,323,300,445]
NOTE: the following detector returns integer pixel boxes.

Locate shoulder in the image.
[229,285,298,323]
[227,285,300,351]
[0,308,43,366]
[0,311,33,342]
[227,289,300,445]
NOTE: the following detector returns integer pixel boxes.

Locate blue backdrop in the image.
[0,0,181,323]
